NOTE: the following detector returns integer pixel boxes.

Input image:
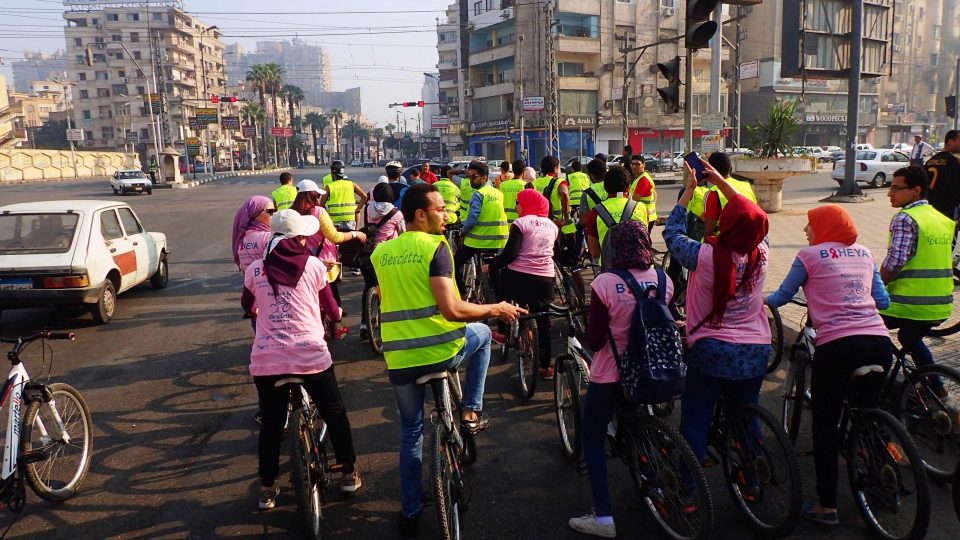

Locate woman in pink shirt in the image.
[765,205,891,526]
[231,195,275,273]
[359,182,406,338]
[485,189,559,378]
[241,210,361,510]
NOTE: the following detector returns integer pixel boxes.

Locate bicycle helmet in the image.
[385,160,403,171]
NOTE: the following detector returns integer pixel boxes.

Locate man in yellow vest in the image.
[880,165,956,402]
[371,183,524,533]
[498,168,526,224]
[320,160,368,230]
[271,172,298,211]
[579,158,608,216]
[629,154,658,231]
[583,166,648,267]
[458,170,476,223]
[456,160,509,292]
[702,152,758,237]
[435,165,461,225]
[533,155,581,267]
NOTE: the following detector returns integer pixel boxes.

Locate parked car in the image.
[561,155,593,174]
[190,162,212,173]
[401,162,444,182]
[795,146,832,162]
[362,159,374,168]
[0,201,169,324]
[214,162,232,172]
[110,170,153,196]
[349,159,362,167]
[831,149,910,188]
[881,142,914,154]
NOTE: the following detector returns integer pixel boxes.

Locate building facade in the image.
[11,51,70,93]
[226,39,337,110]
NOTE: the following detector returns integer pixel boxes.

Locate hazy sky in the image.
[0,0,449,126]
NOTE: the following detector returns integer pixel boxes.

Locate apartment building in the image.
[0,76,19,148]
[63,1,224,163]
[11,51,70,93]
[226,40,343,110]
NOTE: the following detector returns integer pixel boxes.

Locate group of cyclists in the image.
[230,127,960,537]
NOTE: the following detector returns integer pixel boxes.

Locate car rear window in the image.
[856,151,876,160]
[0,213,79,254]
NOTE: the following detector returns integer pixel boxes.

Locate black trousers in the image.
[495,267,555,368]
[254,368,357,485]
[810,334,892,508]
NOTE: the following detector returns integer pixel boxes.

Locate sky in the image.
[0,0,448,126]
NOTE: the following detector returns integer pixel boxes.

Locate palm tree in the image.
[373,127,385,162]
[342,119,358,162]
[245,65,271,163]
[304,112,324,165]
[329,108,344,160]
[357,126,371,160]
[262,63,285,165]
[240,103,265,168]
[280,85,305,166]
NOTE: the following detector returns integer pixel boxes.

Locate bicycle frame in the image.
[0,363,64,482]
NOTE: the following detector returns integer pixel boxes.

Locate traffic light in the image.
[656,57,682,114]
[402,101,425,107]
[685,0,720,50]
[211,96,238,104]
[210,95,219,104]
[947,95,957,119]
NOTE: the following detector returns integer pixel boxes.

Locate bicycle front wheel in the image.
[846,408,931,540]
[291,407,325,540]
[21,382,93,501]
[554,356,582,462]
[781,346,809,444]
[364,287,383,354]
[765,305,785,374]
[720,404,802,538]
[517,319,539,401]
[896,363,960,481]
[431,424,463,540]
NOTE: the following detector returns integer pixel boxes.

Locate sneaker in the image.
[397,511,420,537]
[340,469,362,493]
[568,512,616,538]
[461,413,491,435]
[801,503,839,526]
[359,325,370,340]
[942,394,960,413]
[258,484,280,510]
[491,331,507,345]
[540,367,555,380]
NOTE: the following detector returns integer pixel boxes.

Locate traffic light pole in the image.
[955,56,959,131]
[684,50,694,153]
[838,0,864,197]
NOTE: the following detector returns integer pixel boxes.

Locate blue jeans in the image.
[680,369,765,463]
[582,381,625,518]
[388,323,492,518]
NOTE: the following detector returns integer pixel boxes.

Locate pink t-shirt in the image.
[365,206,405,245]
[796,242,888,346]
[305,207,331,255]
[243,257,333,377]
[686,242,771,348]
[237,229,272,273]
[590,268,675,384]
[507,215,559,277]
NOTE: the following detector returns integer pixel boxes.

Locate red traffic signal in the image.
[211,96,238,104]
[210,95,219,104]
[402,101,425,107]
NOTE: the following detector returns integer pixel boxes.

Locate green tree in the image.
[747,100,800,158]
[329,108,344,160]
[34,119,70,150]
[240,103,265,167]
[373,127,385,162]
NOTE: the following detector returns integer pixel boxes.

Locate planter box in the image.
[731,156,816,213]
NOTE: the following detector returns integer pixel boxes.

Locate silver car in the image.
[110,170,153,195]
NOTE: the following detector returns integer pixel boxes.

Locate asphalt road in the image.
[0,166,956,540]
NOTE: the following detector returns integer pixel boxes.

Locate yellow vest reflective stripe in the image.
[271,185,298,211]
[629,173,658,221]
[563,172,592,234]
[435,179,461,223]
[881,204,955,321]
[372,232,466,369]
[326,179,357,222]
[498,178,526,223]
[458,178,476,222]
[710,178,758,210]
[463,185,509,249]
[532,175,565,222]
[595,197,649,259]
[687,185,710,219]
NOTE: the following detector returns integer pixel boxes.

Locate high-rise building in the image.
[435,2,464,154]
[11,51,70,93]
[225,39,333,107]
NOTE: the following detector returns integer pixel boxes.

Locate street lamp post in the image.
[200,25,219,178]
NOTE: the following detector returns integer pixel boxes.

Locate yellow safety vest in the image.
[326,178,357,223]
[372,232,466,369]
[271,184,298,211]
[498,178,526,223]
[710,178,758,210]
[532,175,567,223]
[629,172,658,222]
[463,185,509,249]
[458,177,476,222]
[687,185,710,219]
[321,173,333,187]
[564,172,591,234]
[581,181,607,211]
[594,197,649,261]
[435,179,461,224]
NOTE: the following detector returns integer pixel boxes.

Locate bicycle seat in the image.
[274,376,306,388]
[415,371,449,385]
[851,365,885,379]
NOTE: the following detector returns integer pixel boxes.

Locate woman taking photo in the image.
[232,195,275,273]
[765,204,891,525]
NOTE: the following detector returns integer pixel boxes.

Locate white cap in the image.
[296,179,326,195]
[270,209,320,239]
[377,175,388,184]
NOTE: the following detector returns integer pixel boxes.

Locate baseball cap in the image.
[270,209,320,238]
[296,179,326,195]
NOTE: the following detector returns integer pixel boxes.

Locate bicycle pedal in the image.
[19,449,49,465]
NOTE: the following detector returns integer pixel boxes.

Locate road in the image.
[0,166,956,540]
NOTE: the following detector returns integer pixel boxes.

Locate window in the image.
[82,110,92,120]
[79,90,89,99]
[93,54,106,63]
[97,88,111,98]
[485,0,493,10]
[101,126,114,140]
[0,214,79,255]
[78,72,87,81]
[84,130,93,141]
[74,38,82,46]
[97,71,109,81]
[91,18,99,25]
[107,14,118,22]
[118,69,126,78]
[140,128,150,140]
[111,34,121,42]
[153,12,162,21]
[474,1,482,15]
[558,90,598,115]
[130,33,139,43]
[112,84,127,95]
[118,208,143,235]
[115,53,124,60]
[136,86,145,95]
[126,13,140,22]
[558,62,585,77]
[100,211,124,241]
[133,51,141,60]
[931,53,939,66]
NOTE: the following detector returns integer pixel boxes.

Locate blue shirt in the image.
[461,190,485,234]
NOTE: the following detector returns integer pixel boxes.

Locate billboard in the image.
[242,125,257,138]
[186,136,201,156]
[431,115,450,129]
[221,116,241,130]
[66,129,84,141]
[195,108,219,125]
[271,127,285,136]
[143,93,161,115]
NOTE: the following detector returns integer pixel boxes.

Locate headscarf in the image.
[704,195,768,323]
[263,236,310,295]
[522,167,537,182]
[807,204,858,245]
[516,188,549,218]
[231,195,272,267]
[610,220,653,270]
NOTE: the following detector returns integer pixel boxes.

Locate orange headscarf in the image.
[807,204,858,245]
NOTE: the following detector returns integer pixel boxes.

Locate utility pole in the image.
[621,32,629,144]
[545,1,559,158]
[838,0,864,197]
[684,50,693,152]
[710,4,722,141]
[734,6,743,148]
[518,34,525,161]
[119,42,161,165]
[954,56,959,131]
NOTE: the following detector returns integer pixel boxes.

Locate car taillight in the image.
[860,162,867,171]
[41,275,90,289]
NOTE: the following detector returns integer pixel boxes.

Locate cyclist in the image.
[384,161,410,207]
[435,165,462,226]
[566,159,591,213]
[232,195,275,273]
[498,164,527,224]
[582,166,648,266]
[407,167,426,186]
[879,165,956,402]
[242,210,361,511]
[458,164,477,223]
[320,160,367,230]
[579,158,608,215]
[455,160,509,293]
[702,152,757,238]
[511,158,526,184]
[371,184,525,535]
[765,204,892,526]
[494,160,514,188]
[666,159,771,480]
[359,182,405,339]
[571,219,673,538]
[629,154,658,231]
[271,171,297,211]
[485,189,558,377]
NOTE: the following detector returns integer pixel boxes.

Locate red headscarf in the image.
[807,204,858,245]
[704,195,768,323]
[516,188,550,218]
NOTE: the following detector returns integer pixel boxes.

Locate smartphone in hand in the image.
[684,152,707,181]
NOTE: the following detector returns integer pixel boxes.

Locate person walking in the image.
[911,133,935,167]
[271,172,298,211]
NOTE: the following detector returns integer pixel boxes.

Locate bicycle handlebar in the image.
[518,306,586,322]
[0,329,75,345]
[45,331,75,341]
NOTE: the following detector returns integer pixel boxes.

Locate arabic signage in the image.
[522,97,545,112]
[66,129,84,141]
[431,115,450,129]
[188,117,202,130]
[700,113,725,131]
[242,125,257,138]
[271,127,285,136]
[125,131,139,142]
[469,118,511,132]
[284,127,293,137]
[186,136,201,157]
[195,108,219,125]
[701,134,723,152]
[739,59,759,80]
[143,93,161,115]
[221,116,241,130]
[560,115,607,128]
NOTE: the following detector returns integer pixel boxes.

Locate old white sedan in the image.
[831,149,910,188]
[0,200,168,324]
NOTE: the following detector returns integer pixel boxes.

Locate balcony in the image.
[469,43,514,67]
[556,35,600,55]
[558,77,599,91]
[439,78,458,90]
[472,82,513,100]
[438,39,458,52]
[438,58,458,69]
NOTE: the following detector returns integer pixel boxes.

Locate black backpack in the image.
[359,207,399,255]
[594,198,640,271]
[605,268,685,404]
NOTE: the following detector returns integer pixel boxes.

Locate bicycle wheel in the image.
[953,461,960,523]
[447,374,476,466]
[626,415,714,540]
[21,383,93,501]
[781,345,809,444]
[895,363,960,481]
[565,271,588,336]
[554,356,582,462]
[672,283,688,322]
[431,424,463,540]
[364,287,383,354]
[462,257,478,303]
[720,404,802,538]
[846,408,931,540]
[516,319,539,401]
[290,407,324,540]
[926,269,960,337]
[765,305,785,374]
[553,264,569,308]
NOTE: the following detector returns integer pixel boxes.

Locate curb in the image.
[171,168,293,189]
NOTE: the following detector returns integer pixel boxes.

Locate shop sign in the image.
[469,118,511,131]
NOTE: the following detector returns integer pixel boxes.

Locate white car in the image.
[831,150,910,188]
[796,146,832,162]
[349,159,362,167]
[881,142,914,155]
[0,201,169,324]
[110,170,153,195]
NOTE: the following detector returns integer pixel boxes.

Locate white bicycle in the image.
[0,329,93,513]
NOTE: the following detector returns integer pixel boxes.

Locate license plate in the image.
[0,278,32,291]
[134,186,143,191]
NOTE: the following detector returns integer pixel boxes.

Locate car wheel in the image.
[112,187,119,195]
[869,172,885,188]
[150,255,168,290]
[146,188,153,195]
[90,280,116,324]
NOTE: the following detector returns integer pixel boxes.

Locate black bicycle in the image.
[461,251,497,304]
[501,303,540,400]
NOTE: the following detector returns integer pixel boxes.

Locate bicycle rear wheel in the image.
[846,408,930,540]
[926,269,960,337]
[781,345,809,444]
[564,270,588,336]
[765,305,785,374]
[953,462,960,522]
[554,356,582,462]
[720,404,802,538]
[626,415,714,540]
[290,407,325,539]
[462,257,478,303]
[896,364,960,481]
[364,287,383,354]
[431,424,463,540]
[21,383,93,501]
[517,319,539,400]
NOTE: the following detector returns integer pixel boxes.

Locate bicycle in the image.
[500,302,540,400]
[461,250,496,304]
[0,330,93,516]
[362,286,383,354]
[550,261,592,338]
